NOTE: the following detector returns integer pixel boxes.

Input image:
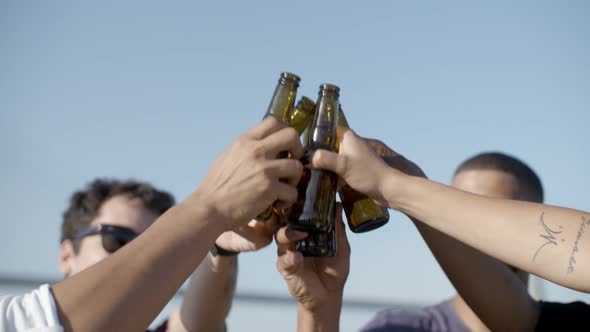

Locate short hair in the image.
[61,178,175,250]
[454,152,544,203]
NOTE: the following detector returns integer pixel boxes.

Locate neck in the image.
[452,295,491,332]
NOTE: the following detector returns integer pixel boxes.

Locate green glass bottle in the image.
[288,84,339,233]
[264,72,300,122]
[337,108,390,233]
[296,227,337,257]
[296,193,337,257]
[257,72,301,221]
[289,96,316,135]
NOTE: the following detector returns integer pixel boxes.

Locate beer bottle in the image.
[264,72,300,123]
[257,72,301,221]
[296,227,337,257]
[296,194,337,257]
[289,96,316,135]
[288,84,339,232]
[337,108,390,233]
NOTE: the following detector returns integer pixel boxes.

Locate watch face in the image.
[210,245,219,257]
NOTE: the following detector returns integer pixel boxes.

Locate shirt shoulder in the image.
[148,319,168,332]
[360,300,469,332]
[535,301,590,332]
[0,284,64,332]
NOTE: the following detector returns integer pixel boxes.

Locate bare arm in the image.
[375,143,540,331]
[167,254,237,332]
[52,196,224,332]
[276,205,349,332]
[296,302,342,332]
[311,129,590,292]
[415,221,539,331]
[167,218,279,332]
[50,117,304,332]
[392,175,590,293]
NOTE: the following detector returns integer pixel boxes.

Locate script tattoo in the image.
[532,212,563,261]
[567,216,590,274]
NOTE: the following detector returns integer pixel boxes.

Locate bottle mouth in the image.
[280,72,301,82]
[297,96,316,113]
[320,84,340,93]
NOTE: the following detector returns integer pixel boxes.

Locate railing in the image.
[0,274,421,311]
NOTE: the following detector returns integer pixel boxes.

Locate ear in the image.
[59,240,77,277]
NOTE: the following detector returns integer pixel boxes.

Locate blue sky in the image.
[1,1,589,330]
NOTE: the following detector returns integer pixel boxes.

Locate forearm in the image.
[388,174,590,292]
[414,221,539,331]
[51,194,226,332]
[169,253,237,332]
[297,299,342,332]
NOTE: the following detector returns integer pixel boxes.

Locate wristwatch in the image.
[210,243,239,257]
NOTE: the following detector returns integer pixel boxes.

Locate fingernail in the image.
[287,227,307,239]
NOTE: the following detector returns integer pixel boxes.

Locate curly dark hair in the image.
[61,178,175,251]
[454,152,544,203]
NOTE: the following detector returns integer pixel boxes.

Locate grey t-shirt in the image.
[360,299,470,332]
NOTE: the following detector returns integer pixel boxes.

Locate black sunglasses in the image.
[74,224,139,254]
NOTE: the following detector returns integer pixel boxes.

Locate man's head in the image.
[451,152,544,284]
[59,178,175,277]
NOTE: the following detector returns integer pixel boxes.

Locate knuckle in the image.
[285,127,299,141]
[261,163,275,178]
[260,177,274,192]
[275,232,286,245]
[286,158,301,172]
[275,258,284,272]
[294,159,304,174]
[253,142,268,158]
[233,136,248,149]
[314,150,325,163]
[266,115,280,126]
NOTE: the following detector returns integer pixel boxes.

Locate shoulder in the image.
[539,300,590,313]
[536,301,590,332]
[1,284,63,331]
[360,300,468,332]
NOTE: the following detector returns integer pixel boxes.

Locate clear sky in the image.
[1,1,590,331]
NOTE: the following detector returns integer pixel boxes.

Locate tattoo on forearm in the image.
[567,216,590,274]
[532,212,563,261]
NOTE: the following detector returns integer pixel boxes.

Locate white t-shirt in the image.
[0,284,63,332]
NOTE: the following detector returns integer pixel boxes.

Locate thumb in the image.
[311,149,348,176]
[276,250,304,277]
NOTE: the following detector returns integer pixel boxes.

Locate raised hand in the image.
[216,215,280,253]
[196,117,304,230]
[275,204,350,313]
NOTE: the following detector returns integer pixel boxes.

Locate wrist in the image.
[299,292,343,318]
[206,250,238,273]
[188,188,234,232]
[390,175,431,219]
[210,242,240,257]
[168,192,227,245]
[297,298,341,332]
[378,167,407,211]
